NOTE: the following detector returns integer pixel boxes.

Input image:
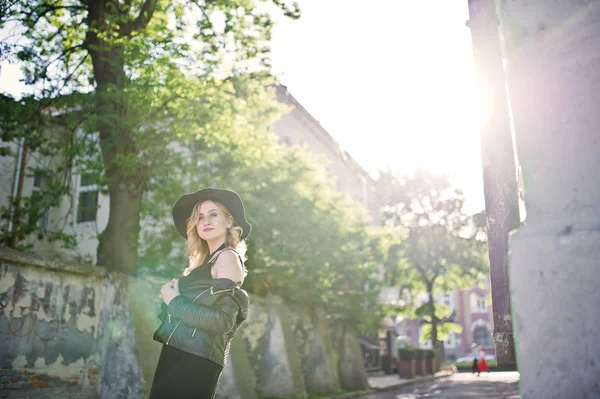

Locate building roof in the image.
[276,84,373,183]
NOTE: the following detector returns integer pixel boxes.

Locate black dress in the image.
[149,245,226,399]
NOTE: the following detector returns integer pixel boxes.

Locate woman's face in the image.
[195,200,231,242]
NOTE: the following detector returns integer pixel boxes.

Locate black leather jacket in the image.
[153,278,250,367]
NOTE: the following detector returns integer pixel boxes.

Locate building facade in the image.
[379,278,495,365]
[447,281,495,361]
[274,85,379,224]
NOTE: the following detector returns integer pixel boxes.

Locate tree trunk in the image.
[96,182,142,273]
[337,323,346,373]
[439,340,447,362]
[91,51,145,274]
[427,287,441,358]
[86,1,147,274]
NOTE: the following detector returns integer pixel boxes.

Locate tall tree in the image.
[1,0,299,273]
[137,121,385,328]
[132,103,386,360]
[379,168,487,354]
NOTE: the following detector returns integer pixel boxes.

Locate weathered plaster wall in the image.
[334,327,369,390]
[1,248,369,398]
[0,247,142,399]
[289,309,340,394]
[133,279,367,398]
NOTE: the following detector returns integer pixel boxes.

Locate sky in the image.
[269,0,485,212]
[0,0,485,212]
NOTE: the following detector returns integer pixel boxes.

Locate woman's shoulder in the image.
[212,250,244,284]
[209,246,243,264]
[213,248,243,267]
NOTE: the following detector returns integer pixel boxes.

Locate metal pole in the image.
[7,136,25,234]
[466,0,520,369]
[8,141,28,248]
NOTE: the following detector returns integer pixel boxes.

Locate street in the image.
[359,372,520,399]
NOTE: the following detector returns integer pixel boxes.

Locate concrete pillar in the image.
[500,1,600,398]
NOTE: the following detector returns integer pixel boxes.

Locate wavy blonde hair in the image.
[183,200,247,276]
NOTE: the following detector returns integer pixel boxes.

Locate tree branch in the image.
[122,0,134,14]
[414,262,431,286]
[119,0,159,37]
[27,5,86,27]
[38,44,85,82]
[57,53,89,93]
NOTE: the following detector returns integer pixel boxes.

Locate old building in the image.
[274,85,379,224]
[449,281,495,361]
[378,277,495,370]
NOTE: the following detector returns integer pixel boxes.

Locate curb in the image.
[373,371,453,393]
[322,371,453,399]
[321,389,374,399]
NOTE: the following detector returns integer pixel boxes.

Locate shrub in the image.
[414,349,425,360]
[398,347,416,360]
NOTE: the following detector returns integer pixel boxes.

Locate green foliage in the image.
[1,0,386,332]
[398,347,416,360]
[414,348,425,360]
[453,360,497,368]
[135,84,384,331]
[378,168,488,345]
[1,0,300,272]
[419,321,463,343]
[424,349,435,360]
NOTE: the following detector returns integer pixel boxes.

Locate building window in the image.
[445,332,456,349]
[32,171,50,229]
[77,174,98,223]
[477,296,486,312]
[470,293,487,313]
[473,328,492,347]
[33,171,46,188]
[443,293,455,312]
[80,174,95,187]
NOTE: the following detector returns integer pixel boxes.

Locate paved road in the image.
[359,372,520,399]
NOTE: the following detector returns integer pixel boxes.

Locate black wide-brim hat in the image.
[172,188,252,240]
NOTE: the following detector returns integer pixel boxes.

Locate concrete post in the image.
[500,1,600,398]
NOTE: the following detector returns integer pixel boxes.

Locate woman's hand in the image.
[161,278,180,305]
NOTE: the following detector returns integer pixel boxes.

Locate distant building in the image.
[446,279,495,361]
[378,277,495,367]
[274,85,379,224]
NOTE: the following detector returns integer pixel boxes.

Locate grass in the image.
[441,360,498,370]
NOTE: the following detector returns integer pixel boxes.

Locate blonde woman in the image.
[151,188,251,399]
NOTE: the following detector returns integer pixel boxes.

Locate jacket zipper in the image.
[190,288,236,338]
[166,288,210,345]
[166,287,238,344]
[166,320,182,345]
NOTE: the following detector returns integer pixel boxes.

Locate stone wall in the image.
[0,248,369,398]
[0,248,142,399]
[132,278,366,398]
